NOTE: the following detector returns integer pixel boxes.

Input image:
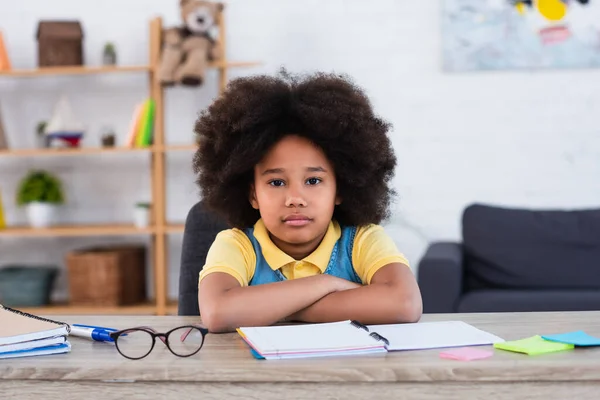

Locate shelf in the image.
[17,302,158,316]
[0,62,258,79]
[161,144,197,152]
[0,65,151,78]
[18,301,179,317]
[0,224,155,237]
[208,61,261,69]
[164,224,185,234]
[0,146,153,158]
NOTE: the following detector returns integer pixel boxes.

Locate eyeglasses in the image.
[109,325,209,360]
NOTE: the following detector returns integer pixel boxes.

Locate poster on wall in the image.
[442,0,600,71]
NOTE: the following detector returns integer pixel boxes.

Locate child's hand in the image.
[325,275,361,292]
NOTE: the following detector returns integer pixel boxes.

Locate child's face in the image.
[250,135,341,258]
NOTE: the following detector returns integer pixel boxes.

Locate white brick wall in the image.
[0,0,598,301]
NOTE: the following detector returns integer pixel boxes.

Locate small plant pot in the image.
[101,134,115,147]
[26,202,58,228]
[133,205,151,228]
[0,265,58,307]
[103,49,117,66]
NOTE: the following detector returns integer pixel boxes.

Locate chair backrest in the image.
[178,201,229,315]
[462,203,600,291]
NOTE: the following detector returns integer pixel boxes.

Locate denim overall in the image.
[244,225,363,285]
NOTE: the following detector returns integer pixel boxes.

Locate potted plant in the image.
[16,170,65,228]
[103,42,117,66]
[133,202,152,228]
[36,120,49,148]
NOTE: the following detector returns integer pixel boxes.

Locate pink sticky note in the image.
[439,347,493,361]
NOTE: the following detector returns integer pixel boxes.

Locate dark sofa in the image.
[417,203,600,313]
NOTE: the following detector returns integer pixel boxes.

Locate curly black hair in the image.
[192,70,397,229]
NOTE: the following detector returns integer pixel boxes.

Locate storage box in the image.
[36,20,84,67]
[0,266,58,307]
[66,245,146,306]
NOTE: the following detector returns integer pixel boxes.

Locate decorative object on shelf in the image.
[0,101,7,150]
[133,202,152,228]
[0,265,58,307]
[101,133,115,147]
[66,245,147,306]
[44,96,84,148]
[102,42,117,66]
[36,20,84,67]
[100,126,116,147]
[0,31,11,71]
[36,121,49,148]
[16,170,65,228]
[0,188,6,229]
[158,0,223,87]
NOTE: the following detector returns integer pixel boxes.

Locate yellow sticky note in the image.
[494,335,574,355]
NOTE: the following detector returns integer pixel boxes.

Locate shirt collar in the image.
[252,219,341,273]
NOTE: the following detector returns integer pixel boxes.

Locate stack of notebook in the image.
[0,304,71,359]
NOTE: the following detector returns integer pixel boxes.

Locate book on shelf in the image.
[237,320,505,360]
[0,304,71,359]
[0,31,11,71]
[125,98,155,148]
[0,188,6,229]
[0,100,7,150]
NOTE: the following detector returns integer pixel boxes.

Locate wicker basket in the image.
[66,245,146,306]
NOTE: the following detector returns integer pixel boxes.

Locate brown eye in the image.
[306,178,321,185]
[269,180,285,187]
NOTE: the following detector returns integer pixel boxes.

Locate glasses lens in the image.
[168,327,205,356]
[115,329,154,359]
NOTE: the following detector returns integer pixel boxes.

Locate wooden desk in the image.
[1,311,600,399]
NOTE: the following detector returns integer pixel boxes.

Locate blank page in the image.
[366,321,504,351]
[239,320,382,355]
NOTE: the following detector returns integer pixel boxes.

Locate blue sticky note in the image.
[541,331,600,347]
[249,347,265,360]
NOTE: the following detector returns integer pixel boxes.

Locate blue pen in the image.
[70,324,118,342]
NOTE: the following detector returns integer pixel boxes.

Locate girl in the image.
[193,71,422,333]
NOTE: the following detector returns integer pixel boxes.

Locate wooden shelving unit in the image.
[0,146,154,157]
[0,65,152,77]
[0,14,258,316]
[0,224,155,237]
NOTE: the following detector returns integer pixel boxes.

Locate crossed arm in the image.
[198,263,422,333]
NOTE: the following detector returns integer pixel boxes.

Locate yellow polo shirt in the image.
[198,219,410,287]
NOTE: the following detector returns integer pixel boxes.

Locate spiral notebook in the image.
[237,320,504,360]
[0,304,71,358]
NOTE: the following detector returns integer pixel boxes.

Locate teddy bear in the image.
[158,0,224,87]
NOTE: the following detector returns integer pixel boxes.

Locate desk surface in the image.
[2,311,600,399]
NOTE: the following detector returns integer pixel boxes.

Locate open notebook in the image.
[237,320,505,360]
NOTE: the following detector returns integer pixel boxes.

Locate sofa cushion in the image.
[458,289,600,313]
[462,204,600,290]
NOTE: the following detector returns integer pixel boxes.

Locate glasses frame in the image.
[109,324,209,360]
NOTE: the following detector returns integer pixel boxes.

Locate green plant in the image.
[135,202,151,209]
[36,121,47,136]
[104,42,116,54]
[16,170,65,206]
